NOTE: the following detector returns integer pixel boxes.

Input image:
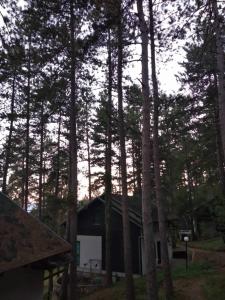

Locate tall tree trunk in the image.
[131,140,137,192]
[55,110,62,198]
[38,99,44,219]
[2,71,16,194]
[21,155,25,208]
[85,101,92,201]
[68,0,78,299]
[185,161,196,238]
[24,34,31,211]
[47,270,53,300]
[149,0,173,298]
[184,141,196,239]
[212,0,225,159]
[137,0,158,299]
[213,74,225,194]
[135,141,142,197]
[117,3,135,300]
[105,28,113,287]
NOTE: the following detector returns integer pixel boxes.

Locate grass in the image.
[189,237,225,251]
[81,262,215,300]
[171,262,213,280]
[44,262,225,299]
[203,274,225,300]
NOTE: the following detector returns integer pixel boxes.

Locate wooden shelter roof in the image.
[0,192,71,273]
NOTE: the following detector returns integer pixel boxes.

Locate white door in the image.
[77,235,102,271]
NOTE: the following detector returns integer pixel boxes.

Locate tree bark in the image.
[21,155,25,208]
[137,0,158,299]
[117,3,135,299]
[184,142,196,239]
[212,0,225,159]
[135,141,142,197]
[105,28,113,287]
[55,110,62,198]
[149,0,173,298]
[38,99,44,219]
[2,71,16,194]
[85,100,92,201]
[24,34,31,211]
[212,74,225,195]
[68,0,78,299]
[47,269,53,300]
[131,140,137,192]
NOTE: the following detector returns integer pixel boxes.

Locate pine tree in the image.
[137,0,158,298]
[149,0,173,298]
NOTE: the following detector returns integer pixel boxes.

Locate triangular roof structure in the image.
[0,192,71,273]
[78,194,176,227]
[79,194,156,228]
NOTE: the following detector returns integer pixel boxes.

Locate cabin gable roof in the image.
[78,194,153,228]
[0,192,71,273]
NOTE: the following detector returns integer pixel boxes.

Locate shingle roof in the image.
[0,192,71,273]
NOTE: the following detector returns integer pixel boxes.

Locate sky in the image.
[78,46,185,200]
[0,1,186,201]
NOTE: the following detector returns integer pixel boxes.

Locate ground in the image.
[174,278,204,300]
[189,237,225,252]
[81,242,225,300]
[44,239,225,299]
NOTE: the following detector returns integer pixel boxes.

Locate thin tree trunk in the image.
[215,110,225,194]
[47,269,53,300]
[21,155,25,208]
[118,162,122,193]
[85,101,92,201]
[149,0,173,298]
[213,74,225,194]
[135,142,142,197]
[105,28,113,287]
[137,0,158,299]
[117,4,135,299]
[68,0,78,299]
[131,140,137,192]
[185,154,196,239]
[24,34,31,211]
[38,99,44,219]
[212,0,225,159]
[60,213,70,300]
[2,71,16,194]
[55,110,62,198]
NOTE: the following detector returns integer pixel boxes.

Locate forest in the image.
[0,0,225,299]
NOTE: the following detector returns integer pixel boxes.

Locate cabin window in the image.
[157,241,161,264]
[76,241,80,266]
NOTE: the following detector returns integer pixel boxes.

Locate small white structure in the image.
[77,235,102,271]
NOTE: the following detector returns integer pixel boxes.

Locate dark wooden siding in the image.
[77,200,142,274]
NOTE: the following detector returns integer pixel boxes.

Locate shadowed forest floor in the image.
[81,262,225,300]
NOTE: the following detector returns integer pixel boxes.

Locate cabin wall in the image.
[0,267,43,300]
[78,201,142,274]
[77,199,173,276]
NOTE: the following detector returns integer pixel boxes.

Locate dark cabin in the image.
[77,194,172,275]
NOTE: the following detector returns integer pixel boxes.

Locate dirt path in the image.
[174,278,205,300]
[190,247,225,267]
